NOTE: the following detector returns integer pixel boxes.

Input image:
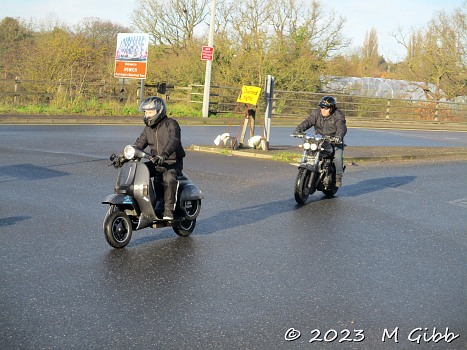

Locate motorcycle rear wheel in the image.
[322,164,338,197]
[173,218,196,237]
[104,210,133,248]
[322,187,338,197]
[294,169,317,204]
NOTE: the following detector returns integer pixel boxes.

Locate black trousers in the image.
[147,160,183,212]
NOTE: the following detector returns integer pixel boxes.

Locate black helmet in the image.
[140,96,167,127]
[318,96,337,112]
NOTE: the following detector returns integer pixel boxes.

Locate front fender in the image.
[298,163,317,172]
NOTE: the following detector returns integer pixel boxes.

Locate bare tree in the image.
[131,0,209,53]
[0,17,33,78]
[395,4,466,100]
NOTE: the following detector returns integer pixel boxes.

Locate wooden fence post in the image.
[386,99,391,119]
[14,77,20,104]
[434,101,439,121]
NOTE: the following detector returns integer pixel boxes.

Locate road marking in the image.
[448,198,467,208]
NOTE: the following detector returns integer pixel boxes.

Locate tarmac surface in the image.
[1,114,467,164]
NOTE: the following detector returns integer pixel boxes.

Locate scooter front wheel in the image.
[173,218,196,237]
[104,211,133,248]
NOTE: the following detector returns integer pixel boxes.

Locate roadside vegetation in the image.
[0,0,465,116]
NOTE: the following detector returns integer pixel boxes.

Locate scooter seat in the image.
[177,173,189,181]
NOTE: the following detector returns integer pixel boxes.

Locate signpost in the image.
[201,46,214,61]
[114,33,149,79]
[114,33,149,104]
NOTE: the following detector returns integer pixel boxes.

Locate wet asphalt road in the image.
[0,126,466,349]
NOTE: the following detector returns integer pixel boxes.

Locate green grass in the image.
[0,99,205,117]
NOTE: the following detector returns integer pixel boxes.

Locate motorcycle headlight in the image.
[123,145,136,160]
[304,143,311,150]
[310,143,318,151]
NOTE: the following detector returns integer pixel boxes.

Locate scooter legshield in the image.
[102,194,137,208]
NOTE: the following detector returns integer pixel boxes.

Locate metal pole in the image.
[140,79,145,104]
[264,75,274,145]
[202,0,216,118]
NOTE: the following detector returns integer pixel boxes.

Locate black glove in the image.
[334,137,342,144]
[151,155,166,165]
[293,128,302,136]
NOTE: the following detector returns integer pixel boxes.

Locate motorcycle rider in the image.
[134,96,186,220]
[293,96,347,187]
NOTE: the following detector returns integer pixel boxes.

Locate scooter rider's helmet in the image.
[139,96,167,127]
[318,96,337,113]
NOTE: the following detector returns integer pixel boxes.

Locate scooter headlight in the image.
[123,145,136,160]
[310,143,318,151]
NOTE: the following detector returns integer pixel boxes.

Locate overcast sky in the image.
[3,0,465,62]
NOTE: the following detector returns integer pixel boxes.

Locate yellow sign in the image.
[236,86,262,106]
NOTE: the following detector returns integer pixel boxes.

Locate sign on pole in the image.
[114,33,149,79]
[201,46,214,61]
[236,86,262,106]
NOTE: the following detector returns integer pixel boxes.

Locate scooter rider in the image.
[134,96,186,220]
[293,96,347,187]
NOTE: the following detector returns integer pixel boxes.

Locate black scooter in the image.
[102,145,203,248]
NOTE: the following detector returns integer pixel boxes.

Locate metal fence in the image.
[190,84,467,123]
[1,78,466,123]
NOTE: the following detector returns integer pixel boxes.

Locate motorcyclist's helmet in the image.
[318,96,337,113]
[139,96,167,127]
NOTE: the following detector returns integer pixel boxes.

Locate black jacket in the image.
[295,108,347,139]
[134,116,186,164]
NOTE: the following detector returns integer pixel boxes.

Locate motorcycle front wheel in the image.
[294,168,317,204]
[173,218,196,237]
[104,210,133,248]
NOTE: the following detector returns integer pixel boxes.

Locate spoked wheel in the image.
[173,218,196,237]
[183,199,201,220]
[104,211,132,248]
[294,169,317,204]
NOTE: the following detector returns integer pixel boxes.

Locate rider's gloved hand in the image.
[292,128,302,136]
[151,155,166,165]
[334,137,342,144]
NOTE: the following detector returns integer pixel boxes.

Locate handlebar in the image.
[291,133,342,144]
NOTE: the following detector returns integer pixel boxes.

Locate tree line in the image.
[0,0,465,106]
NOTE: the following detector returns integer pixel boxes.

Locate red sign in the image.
[201,46,214,61]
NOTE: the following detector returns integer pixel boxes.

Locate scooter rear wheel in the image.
[173,218,196,237]
[183,199,201,220]
[104,211,133,248]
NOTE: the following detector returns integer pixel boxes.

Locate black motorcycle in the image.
[102,145,203,248]
[292,133,344,204]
